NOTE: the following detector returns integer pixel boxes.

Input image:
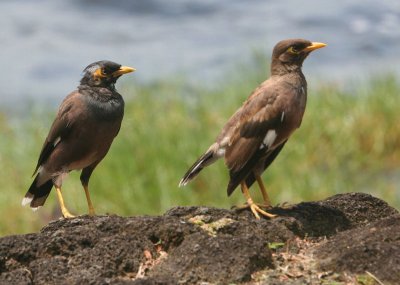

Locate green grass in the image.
[1,59,400,236]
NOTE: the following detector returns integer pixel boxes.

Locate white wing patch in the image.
[216,147,225,157]
[220,136,230,147]
[260,130,277,149]
[216,136,230,157]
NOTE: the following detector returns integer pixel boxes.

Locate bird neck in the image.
[78,84,121,102]
[79,83,116,93]
[270,59,303,77]
[108,83,116,91]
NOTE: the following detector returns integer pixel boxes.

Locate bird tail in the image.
[179,150,215,187]
[22,175,53,209]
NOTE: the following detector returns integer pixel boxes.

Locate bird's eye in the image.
[93,67,108,79]
[287,46,300,55]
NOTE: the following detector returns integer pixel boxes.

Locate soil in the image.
[0,192,398,285]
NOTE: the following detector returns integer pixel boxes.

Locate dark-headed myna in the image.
[179,39,326,219]
[22,60,135,218]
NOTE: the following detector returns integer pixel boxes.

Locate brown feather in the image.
[180,39,326,200]
[33,91,79,175]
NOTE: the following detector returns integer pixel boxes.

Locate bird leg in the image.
[83,185,96,216]
[80,164,98,216]
[240,182,276,219]
[256,175,272,207]
[55,186,75,218]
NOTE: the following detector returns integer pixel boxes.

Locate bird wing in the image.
[224,85,282,172]
[33,91,82,175]
[224,82,286,195]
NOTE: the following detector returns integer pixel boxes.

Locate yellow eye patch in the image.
[287,46,300,55]
[93,68,107,79]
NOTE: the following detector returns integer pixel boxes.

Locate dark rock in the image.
[0,268,32,285]
[316,214,400,284]
[150,231,271,283]
[0,192,398,284]
[271,192,398,237]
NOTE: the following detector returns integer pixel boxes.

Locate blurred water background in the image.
[1,0,400,108]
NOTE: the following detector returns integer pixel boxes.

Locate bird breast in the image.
[85,93,124,121]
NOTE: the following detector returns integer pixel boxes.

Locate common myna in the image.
[179,39,326,219]
[22,60,135,218]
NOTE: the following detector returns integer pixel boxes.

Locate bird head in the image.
[80,60,136,89]
[271,39,326,75]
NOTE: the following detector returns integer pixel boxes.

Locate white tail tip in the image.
[21,196,33,207]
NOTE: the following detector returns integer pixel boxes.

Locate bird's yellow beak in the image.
[303,42,327,52]
[113,66,136,77]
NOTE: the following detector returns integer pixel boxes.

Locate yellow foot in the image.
[234,202,272,210]
[88,207,96,216]
[61,209,75,219]
[238,181,276,219]
[249,203,276,219]
[233,203,276,219]
[55,186,75,218]
[83,185,96,216]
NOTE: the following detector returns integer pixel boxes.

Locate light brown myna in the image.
[22,60,135,218]
[179,39,326,219]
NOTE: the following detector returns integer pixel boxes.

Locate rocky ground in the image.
[0,192,399,285]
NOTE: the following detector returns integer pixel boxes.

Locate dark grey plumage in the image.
[23,60,135,218]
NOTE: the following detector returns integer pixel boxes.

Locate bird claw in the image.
[249,203,276,219]
[233,202,276,219]
[233,202,272,210]
[61,209,75,219]
[62,213,75,219]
